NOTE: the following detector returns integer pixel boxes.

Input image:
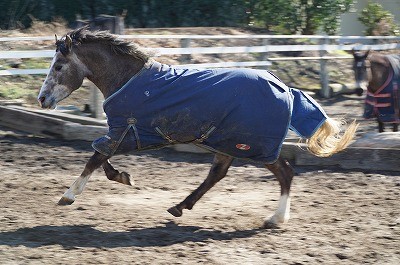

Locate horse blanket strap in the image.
[92,61,327,163]
[364,55,400,123]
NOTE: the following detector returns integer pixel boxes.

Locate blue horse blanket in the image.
[92,61,327,163]
[364,55,400,123]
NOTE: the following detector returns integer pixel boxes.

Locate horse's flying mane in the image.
[60,26,152,63]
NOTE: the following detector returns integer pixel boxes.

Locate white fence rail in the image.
[2,34,400,41]
[1,34,400,99]
[1,42,399,59]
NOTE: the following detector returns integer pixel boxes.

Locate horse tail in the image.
[306,118,358,157]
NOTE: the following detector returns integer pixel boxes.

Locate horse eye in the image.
[55,65,62,71]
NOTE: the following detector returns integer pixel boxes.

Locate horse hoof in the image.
[262,220,280,229]
[58,197,74,206]
[263,215,287,229]
[114,172,133,186]
[167,206,182,217]
[121,172,133,186]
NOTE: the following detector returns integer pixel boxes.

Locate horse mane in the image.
[60,26,152,63]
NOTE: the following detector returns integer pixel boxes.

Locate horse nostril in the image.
[38,96,46,106]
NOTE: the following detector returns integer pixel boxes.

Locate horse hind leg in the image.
[264,157,294,228]
[168,153,233,217]
[102,160,133,186]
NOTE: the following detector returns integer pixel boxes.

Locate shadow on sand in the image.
[0,221,272,249]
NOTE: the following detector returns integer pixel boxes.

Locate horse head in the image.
[351,48,370,94]
[38,31,91,109]
[38,27,150,109]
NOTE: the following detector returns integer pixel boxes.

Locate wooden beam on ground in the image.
[281,142,399,171]
[0,105,65,137]
[62,123,108,142]
[351,132,400,149]
[0,105,398,171]
[0,105,107,141]
[294,146,399,171]
[8,105,106,126]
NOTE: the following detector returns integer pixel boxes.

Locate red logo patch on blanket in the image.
[236,144,251,150]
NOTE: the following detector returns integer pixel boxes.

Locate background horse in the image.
[38,27,357,228]
[352,49,400,132]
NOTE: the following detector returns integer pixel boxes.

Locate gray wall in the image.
[340,0,400,36]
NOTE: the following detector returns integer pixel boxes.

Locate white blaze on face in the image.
[38,55,57,96]
[38,52,89,109]
[38,53,66,108]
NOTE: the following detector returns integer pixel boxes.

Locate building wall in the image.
[340,0,400,36]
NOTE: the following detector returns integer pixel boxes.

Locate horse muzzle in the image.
[37,93,56,109]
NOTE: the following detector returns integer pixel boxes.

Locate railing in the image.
[1,34,400,100]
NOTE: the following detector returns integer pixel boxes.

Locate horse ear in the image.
[364,49,371,58]
[65,35,72,52]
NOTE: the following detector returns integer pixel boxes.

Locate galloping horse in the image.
[352,49,400,132]
[38,27,357,227]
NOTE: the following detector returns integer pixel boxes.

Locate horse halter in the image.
[352,49,371,88]
[353,59,371,91]
[354,57,371,74]
[355,58,370,69]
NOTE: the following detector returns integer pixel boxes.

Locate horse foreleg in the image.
[167,153,233,217]
[102,160,133,186]
[58,151,109,205]
[264,157,294,227]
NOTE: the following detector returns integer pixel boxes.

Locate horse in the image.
[38,27,358,228]
[351,49,400,132]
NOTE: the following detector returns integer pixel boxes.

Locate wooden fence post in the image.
[88,17,124,119]
[179,38,192,63]
[258,38,269,69]
[319,37,330,98]
[90,86,104,119]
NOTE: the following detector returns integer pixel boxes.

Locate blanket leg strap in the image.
[195,126,216,143]
[109,118,141,156]
[155,127,176,144]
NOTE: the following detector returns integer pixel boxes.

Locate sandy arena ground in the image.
[0,94,399,264]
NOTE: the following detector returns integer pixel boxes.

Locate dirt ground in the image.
[1,25,399,264]
[0,93,399,265]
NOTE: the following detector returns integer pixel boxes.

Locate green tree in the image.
[0,0,36,29]
[250,0,354,35]
[0,0,355,33]
[358,1,399,36]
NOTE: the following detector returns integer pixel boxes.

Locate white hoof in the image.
[272,212,290,224]
[264,213,289,227]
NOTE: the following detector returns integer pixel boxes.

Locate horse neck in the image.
[368,64,390,93]
[76,44,145,99]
